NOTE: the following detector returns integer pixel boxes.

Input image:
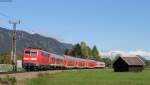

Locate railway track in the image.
[0,71,27,75]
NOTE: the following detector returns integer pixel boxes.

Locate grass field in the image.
[26,69,150,85]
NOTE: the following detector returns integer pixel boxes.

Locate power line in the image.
[0,11,16,29]
[0,11,12,19]
[0,12,12,28]
[0,11,30,29]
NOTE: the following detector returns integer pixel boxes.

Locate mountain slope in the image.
[0,27,72,55]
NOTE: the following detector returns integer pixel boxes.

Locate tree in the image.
[101,57,112,68]
[87,46,92,59]
[92,45,101,61]
[64,42,101,61]
[65,44,82,58]
[73,44,82,57]
[80,42,89,59]
[65,49,69,55]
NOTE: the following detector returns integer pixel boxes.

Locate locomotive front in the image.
[22,48,40,70]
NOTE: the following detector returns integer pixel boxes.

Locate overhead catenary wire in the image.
[0,12,11,28]
[0,11,13,19]
[0,11,16,29]
[0,11,31,30]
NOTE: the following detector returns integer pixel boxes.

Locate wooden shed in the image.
[113,55,145,72]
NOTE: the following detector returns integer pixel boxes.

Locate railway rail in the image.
[0,71,27,75]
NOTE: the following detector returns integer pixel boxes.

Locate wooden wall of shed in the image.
[128,66,144,72]
[113,57,128,72]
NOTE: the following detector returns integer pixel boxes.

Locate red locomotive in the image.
[22,47,105,71]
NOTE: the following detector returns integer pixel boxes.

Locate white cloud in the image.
[129,50,150,60]
[101,50,150,60]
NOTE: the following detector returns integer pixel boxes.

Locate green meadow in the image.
[27,69,150,85]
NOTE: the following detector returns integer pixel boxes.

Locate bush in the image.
[0,53,11,64]
[0,75,16,85]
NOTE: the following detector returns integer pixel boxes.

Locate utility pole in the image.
[9,20,20,71]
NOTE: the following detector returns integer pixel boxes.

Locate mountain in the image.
[101,50,150,60]
[129,50,150,60]
[0,27,73,55]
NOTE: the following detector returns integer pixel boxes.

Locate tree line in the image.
[65,41,101,61]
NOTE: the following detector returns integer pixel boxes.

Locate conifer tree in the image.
[92,45,101,61]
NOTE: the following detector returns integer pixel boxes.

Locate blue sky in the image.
[0,0,150,51]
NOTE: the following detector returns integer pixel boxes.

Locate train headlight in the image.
[30,58,37,60]
[23,58,29,60]
[23,58,37,60]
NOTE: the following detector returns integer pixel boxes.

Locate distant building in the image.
[113,55,145,72]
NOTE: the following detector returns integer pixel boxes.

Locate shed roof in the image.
[121,57,145,66]
[113,55,145,66]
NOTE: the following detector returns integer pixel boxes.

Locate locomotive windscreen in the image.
[24,50,37,54]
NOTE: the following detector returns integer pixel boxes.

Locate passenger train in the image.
[22,48,105,71]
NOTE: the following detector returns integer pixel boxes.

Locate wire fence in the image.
[0,64,13,72]
[0,61,24,72]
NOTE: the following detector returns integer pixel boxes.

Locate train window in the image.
[30,50,37,54]
[25,50,37,54]
[41,52,49,57]
[25,50,30,54]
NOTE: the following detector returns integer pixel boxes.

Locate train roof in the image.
[50,53,64,59]
[24,47,42,50]
[64,55,97,62]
